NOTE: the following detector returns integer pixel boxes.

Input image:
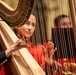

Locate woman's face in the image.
[17,15,36,39]
[59,17,73,28]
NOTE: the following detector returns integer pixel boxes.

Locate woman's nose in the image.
[28,25,32,29]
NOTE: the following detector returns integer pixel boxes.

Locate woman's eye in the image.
[32,23,35,27]
[33,24,35,27]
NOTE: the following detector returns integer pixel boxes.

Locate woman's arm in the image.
[0,39,27,65]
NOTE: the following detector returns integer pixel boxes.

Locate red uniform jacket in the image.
[0,45,13,75]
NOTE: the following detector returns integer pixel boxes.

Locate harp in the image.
[52,28,76,74]
[0,0,45,75]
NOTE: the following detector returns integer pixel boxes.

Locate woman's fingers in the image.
[12,39,30,50]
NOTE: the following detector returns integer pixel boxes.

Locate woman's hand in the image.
[5,39,28,57]
[42,42,57,65]
[11,39,29,50]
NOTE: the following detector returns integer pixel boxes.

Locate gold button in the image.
[3,61,5,63]
[5,59,7,62]
[1,63,3,65]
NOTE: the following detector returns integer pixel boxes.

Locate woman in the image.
[13,14,61,74]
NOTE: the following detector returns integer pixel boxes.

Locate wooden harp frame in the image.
[0,0,45,75]
[0,19,45,75]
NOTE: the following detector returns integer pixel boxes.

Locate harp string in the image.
[70,28,76,58]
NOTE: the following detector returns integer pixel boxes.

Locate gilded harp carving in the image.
[0,0,34,26]
[0,0,45,75]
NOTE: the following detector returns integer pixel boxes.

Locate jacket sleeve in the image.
[0,51,11,65]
